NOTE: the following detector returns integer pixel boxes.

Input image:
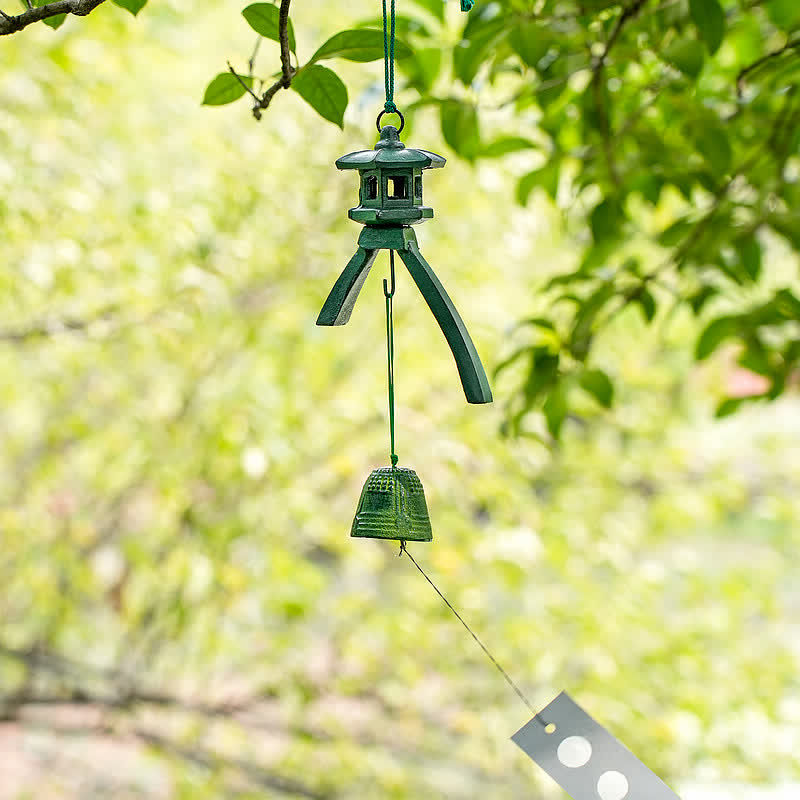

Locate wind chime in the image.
[317,0,492,545]
[315,3,683,798]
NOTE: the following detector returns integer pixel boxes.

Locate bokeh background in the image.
[1,1,799,798]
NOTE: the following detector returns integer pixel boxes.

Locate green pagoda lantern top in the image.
[336,125,446,226]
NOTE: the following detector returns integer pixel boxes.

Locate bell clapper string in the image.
[384,251,398,470]
[401,545,549,728]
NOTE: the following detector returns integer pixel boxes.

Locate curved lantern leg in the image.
[398,242,493,405]
[317,247,379,326]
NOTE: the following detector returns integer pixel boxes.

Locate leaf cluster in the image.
[210,0,800,439]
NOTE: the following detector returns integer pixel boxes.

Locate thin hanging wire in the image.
[400,542,547,726]
[381,0,397,114]
[384,252,398,468]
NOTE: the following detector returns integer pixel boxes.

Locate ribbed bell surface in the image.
[351,466,432,542]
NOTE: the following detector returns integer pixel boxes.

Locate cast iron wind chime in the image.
[317,1,492,545]
[315,3,683,798]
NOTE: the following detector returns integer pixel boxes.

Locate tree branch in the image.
[0,306,118,343]
[737,36,800,97]
[133,729,333,799]
[590,0,650,187]
[250,0,294,120]
[0,0,107,35]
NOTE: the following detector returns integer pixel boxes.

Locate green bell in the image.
[351,466,432,542]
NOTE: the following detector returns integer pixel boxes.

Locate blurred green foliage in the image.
[205,0,800,436]
[0,1,799,799]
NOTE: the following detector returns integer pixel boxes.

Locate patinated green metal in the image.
[317,125,493,405]
[351,466,433,542]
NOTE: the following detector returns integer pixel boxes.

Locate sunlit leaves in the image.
[543,378,568,438]
[112,0,148,16]
[589,198,624,244]
[454,16,508,85]
[579,368,613,408]
[517,162,559,204]
[689,0,725,55]
[662,38,705,78]
[510,21,553,70]
[242,3,296,53]
[692,116,732,175]
[766,0,800,32]
[291,65,347,128]
[483,137,537,158]
[440,99,481,161]
[202,73,252,106]
[408,0,444,22]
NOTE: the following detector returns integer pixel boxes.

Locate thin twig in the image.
[227,61,260,103]
[0,0,107,35]
[247,35,261,77]
[737,37,800,97]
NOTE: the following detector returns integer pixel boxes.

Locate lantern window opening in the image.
[364,175,378,200]
[387,175,409,200]
[414,175,422,202]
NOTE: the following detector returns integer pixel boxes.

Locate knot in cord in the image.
[461,0,475,10]
[384,100,397,114]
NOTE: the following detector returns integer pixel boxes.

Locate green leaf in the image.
[715,397,746,418]
[510,21,553,69]
[662,38,705,78]
[517,162,559,204]
[688,285,719,314]
[590,198,624,244]
[768,213,800,250]
[522,349,559,403]
[454,17,508,85]
[696,316,739,359]
[658,218,693,247]
[543,380,568,438]
[291,65,347,129]
[399,47,441,93]
[689,0,725,55]
[569,282,615,361]
[112,0,147,15]
[580,368,614,408]
[735,234,762,281]
[693,117,732,174]
[409,0,444,22]
[310,29,411,64]
[202,73,253,106]
[483,137,538,158]
[635,287,657,322]
[766,0,800,31]
[42,13,66,28]
[242,3,296,53]
[440,100,481,161]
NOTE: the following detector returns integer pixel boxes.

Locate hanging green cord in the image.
[383,0,472,116]
[381,0,397,114]
[383,252,398,468]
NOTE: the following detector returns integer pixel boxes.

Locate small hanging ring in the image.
[376,108,405,133]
